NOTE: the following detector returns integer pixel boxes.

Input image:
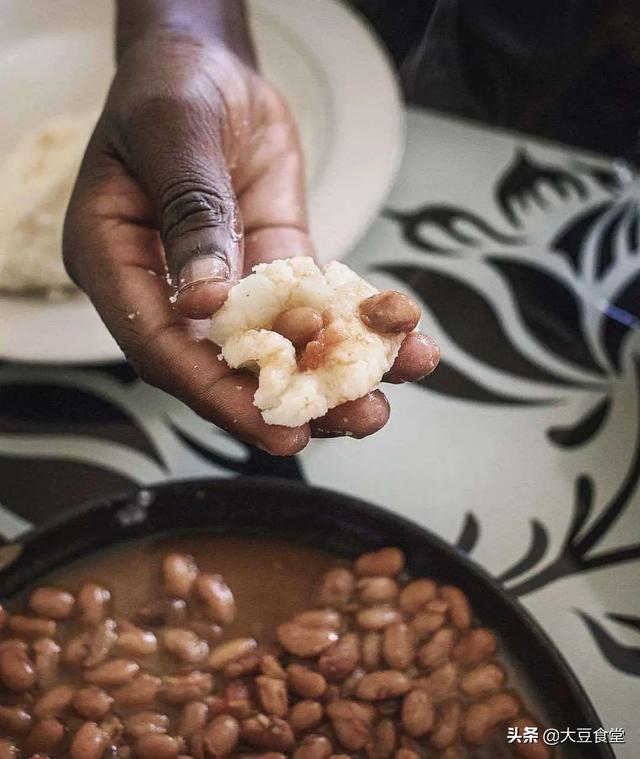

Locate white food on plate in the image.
[0,112,96,295]
[209,257,406,427]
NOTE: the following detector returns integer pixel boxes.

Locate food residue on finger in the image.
[208,257,422,427]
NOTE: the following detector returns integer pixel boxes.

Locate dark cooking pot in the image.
[0,477,613,758]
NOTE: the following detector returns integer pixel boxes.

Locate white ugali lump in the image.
[0,112,96,295]
[209,257,406,427]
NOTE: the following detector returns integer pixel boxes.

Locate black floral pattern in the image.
[383,147,640,675]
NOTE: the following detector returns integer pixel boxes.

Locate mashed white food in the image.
[209,257,407,427]
[0,112,96,295]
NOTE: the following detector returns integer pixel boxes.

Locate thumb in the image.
[122,97,243,318]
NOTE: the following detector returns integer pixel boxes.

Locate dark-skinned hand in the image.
[63,28,439,455]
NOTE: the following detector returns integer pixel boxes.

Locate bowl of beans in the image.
[0,478,612,759]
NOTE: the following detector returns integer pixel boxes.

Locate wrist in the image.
[115,0,255,66]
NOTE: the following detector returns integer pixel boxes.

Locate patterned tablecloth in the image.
[1,108,639,756]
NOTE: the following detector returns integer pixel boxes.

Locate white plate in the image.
[0,0,403,364]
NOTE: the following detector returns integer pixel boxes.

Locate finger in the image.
[384,333,440,384]
[114,94,243,318]
[310,391,390,439]
[234,86,315,271]
[64,162,309,456]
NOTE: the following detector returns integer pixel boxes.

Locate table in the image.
[1,108,639,756]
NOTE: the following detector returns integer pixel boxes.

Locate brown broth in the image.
[44,534,344,645]
[5,533,564,758]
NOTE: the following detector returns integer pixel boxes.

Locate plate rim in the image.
[0,0,404,365]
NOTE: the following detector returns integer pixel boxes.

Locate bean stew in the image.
[0,535,551,758]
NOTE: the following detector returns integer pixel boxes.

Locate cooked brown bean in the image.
[401,689,434,737]
[123,711,169,738]
[430,700,462,749]
[194,574,236,626]
[70,721,109,759]
[117,621,158,657]
[209,638,257,670]
[287,664,327,698]
[137,732,179,759]
[289,701,323,732]
[260,654,287,680]
[382,623,414,670]
[34,684,74,719]
[292,609,342,629]
[23,718,65,755]
[460,663,505,698]
[224,653,260,678]
[394,749,421,759]
[355,670,410,700]
[356,577,399,605]
[418,628,456,668]
[177,702,209,737]
[163,553,199,599]
[112,674,162,709]
[273,307,324,348]
[84,658,139,686]
[72,686,114,720]
[0,704,32,735]
[77,583,111,626]
[410,611,446,640]
[354,548,405,577]
[0,740,18,759]
[439,586,472,631]
[356,606,401,631]
[374,718,397,758]
[161,672,213,704]
[0,642,36,691]
[223,680,255,719]
[192,714,240,757]
[29,587,75,619]
[241,715,294,752]
[136,598,187,627]
[318,568,355,608]
[34,637,61,689]
[361,632,382,671]
[64,633,90,667]
[84,618,118,668]
[254,675,288,717]
[318,633,360,681]
[425,599,449,614]
[359,292,420,335]
[8,615,56,639]
[508,717,551,759]
[413,661,459,702]
[399,579,437,614]
[326,700,375,751]
[101,713,124,743]
[463,692,520,744]
[277,623,338,657]
[163,628,208,663]
[453,628,497,667]
[293,734,333,759]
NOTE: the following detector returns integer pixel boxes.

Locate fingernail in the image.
[177,255,230,292]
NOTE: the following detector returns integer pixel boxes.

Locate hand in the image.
[64,26,439,455]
